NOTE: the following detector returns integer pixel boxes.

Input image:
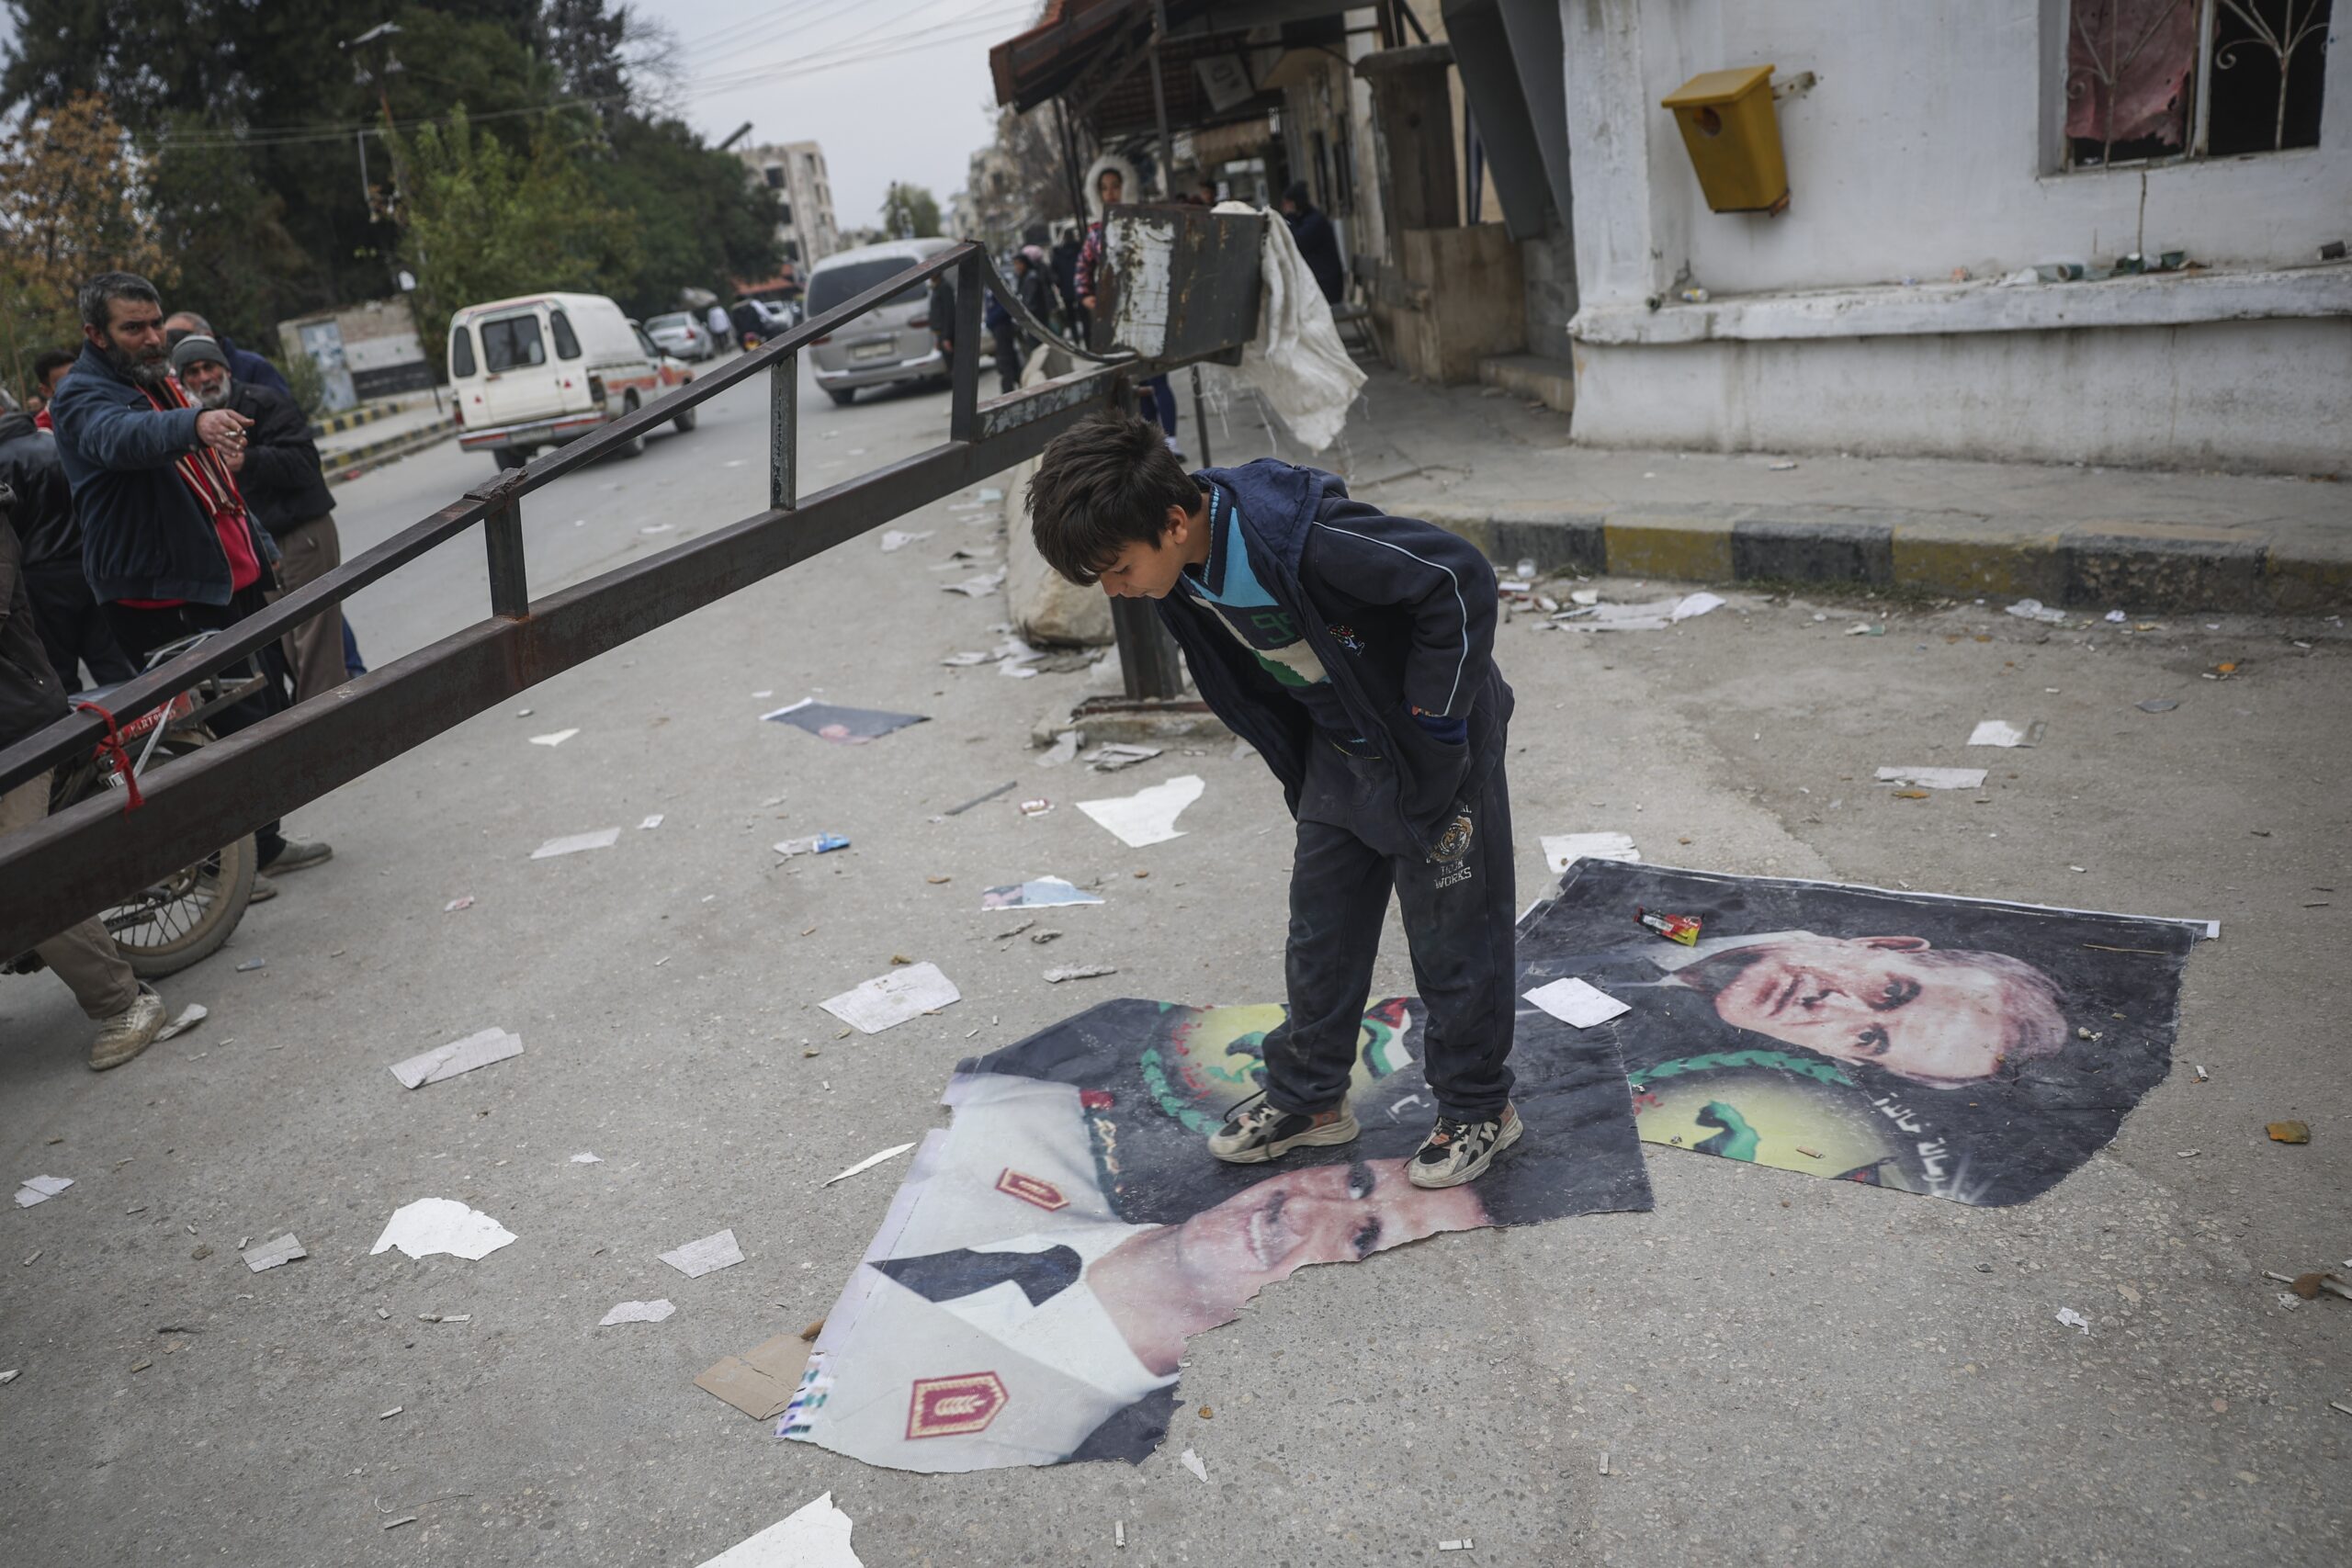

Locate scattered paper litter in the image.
[1440,1542,1474,1553]
[878,528,933,552]
[1044,964,1118,983]
[234,957,266,972]
[976,487,1003,502]
[531,827,621,859]
[154,1002,208,1043]
[13,1176,72,1208]
[1078,774,1204,848]
[1874,765,1988,791]
[942,650,995,666]
[2104,608,2128,623]
[822,1143,916,1187]
[1559,592,1723,631]
[569,1152,603,1165]
[1524,976,1630,1029]
[695,1491,864,1568]
[1568,588,1600,606]
[369,1198,518,1262]
[389,1026,523,1089]
[241,1233,307,1272]
[528,728,580,747]
[979,877,1102,911]
[774,833,851,857]
[1037,729,1081,766]
[1179,1449,1209,1483]
[1672,592,1724,620]
[941,568,1007,598]
[2137,698,2179,713]
[639,814,664,829]
[2055,1307,2091,1336]
[661,1230,746,1279]
[2005,598,2070,625]
[1087,742,1162,772]
[602,1298,679,1325]
[1540,832,1639,872]
[1967,720,2043,748]
[820,962,960,1033]
[763,699,927,744]
[443,896,474,912]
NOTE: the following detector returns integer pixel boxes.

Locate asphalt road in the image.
[3,355,2346,1566]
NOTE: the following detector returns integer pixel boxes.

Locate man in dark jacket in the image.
[1050,228,1085,338]
[0,485,171,1069]
[173,334,345,704]
[162,310,292,400]
[1027,413,1522,1190]
[49,272,330,882]
[1280,182,1346,305]
[0,393,133,688]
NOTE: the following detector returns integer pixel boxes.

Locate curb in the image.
[1420,500,2350,614]
[321,422,458,487]
[308,393,435,439]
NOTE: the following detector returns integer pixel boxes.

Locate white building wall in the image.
[1558,0,2352,469]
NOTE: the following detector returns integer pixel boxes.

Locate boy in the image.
[1027,412,1521,1188]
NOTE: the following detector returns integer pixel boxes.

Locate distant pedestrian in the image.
[30,347,76,432]
[928,271,958,363]
[1193,177,1219,207]
[0,389,133,689]
[985,265,1021,395]
[1050,227,1084,339]
[0,492,170,1069]
[730,299,764,351]
[173,334,346,705]
[706,301,734,354]
[162,310,292,400]
[1280,182,1346,305]
[49,273,332,887]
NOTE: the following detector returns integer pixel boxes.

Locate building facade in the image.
[738,141,841,276]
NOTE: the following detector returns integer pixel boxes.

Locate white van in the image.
[447,291,695,469]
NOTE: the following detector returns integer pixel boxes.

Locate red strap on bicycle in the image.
[72,701,144,811]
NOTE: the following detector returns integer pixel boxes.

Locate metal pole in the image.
[483,492,527,620]
[1189,365,1212,468]
[1148,0,1176,197]
[770,352,798,511]
[949,251,983,443]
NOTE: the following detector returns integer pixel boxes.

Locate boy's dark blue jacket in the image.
[1162,458,1511,857]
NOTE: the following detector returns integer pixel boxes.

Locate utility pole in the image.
[342,22,404,220]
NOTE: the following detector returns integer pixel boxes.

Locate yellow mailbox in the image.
[1662,64,1790,214]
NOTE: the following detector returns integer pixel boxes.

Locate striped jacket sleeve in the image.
[1305,508,1497,721]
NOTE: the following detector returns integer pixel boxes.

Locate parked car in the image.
[447,291,691,470]
[806,238,980,407]
[628,320,700,400]
[644,310,715,361]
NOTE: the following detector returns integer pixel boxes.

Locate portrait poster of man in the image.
[1515,858,2213,1208]
[782,993,1651,1472]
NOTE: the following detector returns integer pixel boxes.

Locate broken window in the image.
[2064,0,2332,168]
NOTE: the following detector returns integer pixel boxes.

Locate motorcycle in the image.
[4,631,261,981]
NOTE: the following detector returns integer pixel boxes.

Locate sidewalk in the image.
[1215,367,2350,613]
[317,397,457,485]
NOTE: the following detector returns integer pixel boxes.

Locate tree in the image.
[389,106,635,369]
[0,91,164,400]
[145,109,313,353]
[880,182,943,240]
[602,114,782,315]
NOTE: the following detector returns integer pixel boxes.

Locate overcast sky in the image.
[634,0,1023,227]
[0,0,1028,229]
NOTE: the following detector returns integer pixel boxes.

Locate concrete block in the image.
[1730,514,1894,586]
[2060,524,2267,612]
[1601,505,1737,582]
[1887,521,2066,603]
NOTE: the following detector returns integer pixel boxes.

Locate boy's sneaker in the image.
[1408,1103,1523,1188]
[88,983,166,1072]
[1207,1099,1360,1164]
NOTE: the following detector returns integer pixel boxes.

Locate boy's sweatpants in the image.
[1264,738,1517,1122]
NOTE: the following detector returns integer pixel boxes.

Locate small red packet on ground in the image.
[1634,906,1702,946]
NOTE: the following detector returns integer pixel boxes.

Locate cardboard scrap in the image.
[696,1331,814,1420]
[154,1002,208,1043]
[1523,976,1631,1029]
[820,962,959,1033]
[531,827,621,859]
[1540,832,1639,872]
[695,1491,864,1567]
[600,1298,678,1326]
[369,1198,517,1262]
[661,1229,746,1279]
[1874,766,1989,791]
[1077,774,1204,848]
[13,1175,72,1209]
[241,1233,307,1272]
[389,1026,523,1089]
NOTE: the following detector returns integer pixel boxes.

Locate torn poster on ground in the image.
[369,1198,519,1261]
[770,994,1648,1472]
[1516,857,2211,1206]
[763,699,928,745]
[821,963,960,1033]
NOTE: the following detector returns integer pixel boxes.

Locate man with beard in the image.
[47,273,332,887]
[160,310,292,400]
[172,335,345,705]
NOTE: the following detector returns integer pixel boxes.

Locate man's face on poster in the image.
[1164,1157,1481,1300]
[1687,934,2033,1084]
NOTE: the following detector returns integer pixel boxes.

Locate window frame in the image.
[549,309,582,360]
[448,323,478,379]
[2058,0,2333,172]
[479,313,548,373]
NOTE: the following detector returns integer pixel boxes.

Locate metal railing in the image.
[0,237,1242,960]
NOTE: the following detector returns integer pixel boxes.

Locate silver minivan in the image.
[806,238,965,407]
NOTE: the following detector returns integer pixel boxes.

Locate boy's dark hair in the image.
[1027,411,1198,586]
[33,348,77,385]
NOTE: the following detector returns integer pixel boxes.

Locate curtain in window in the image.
[2066,0,2199,149]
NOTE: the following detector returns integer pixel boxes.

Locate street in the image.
[3,357,2347,1566]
